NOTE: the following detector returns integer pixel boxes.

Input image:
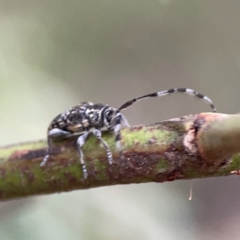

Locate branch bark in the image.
[1,112,240,200]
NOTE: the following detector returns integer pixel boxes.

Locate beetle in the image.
[41,88,216,179]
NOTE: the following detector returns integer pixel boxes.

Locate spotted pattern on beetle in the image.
[41,88,217,179]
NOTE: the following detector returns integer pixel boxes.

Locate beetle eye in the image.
[106,110,114,122]
[106,110,113,116]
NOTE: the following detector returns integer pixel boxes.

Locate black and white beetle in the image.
[41,88,216,179]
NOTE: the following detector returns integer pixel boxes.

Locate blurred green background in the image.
[1,0,240,239]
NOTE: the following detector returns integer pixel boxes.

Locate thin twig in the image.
[1,112,240,200]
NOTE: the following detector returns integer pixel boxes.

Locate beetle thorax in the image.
[84,104,118,130]
[84,107,100,126]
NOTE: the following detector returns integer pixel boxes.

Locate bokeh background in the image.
[1,0,240,239]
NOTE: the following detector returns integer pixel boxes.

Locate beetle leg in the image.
[76,132,90,179]
[40,128,71,167]
[93,129,113,164]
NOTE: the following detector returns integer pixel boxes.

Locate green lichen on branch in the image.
[1,113,240,200]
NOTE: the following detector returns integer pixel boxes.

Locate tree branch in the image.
[1,112,240,200]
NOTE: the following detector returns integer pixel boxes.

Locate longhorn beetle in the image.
[41,88,216,179]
